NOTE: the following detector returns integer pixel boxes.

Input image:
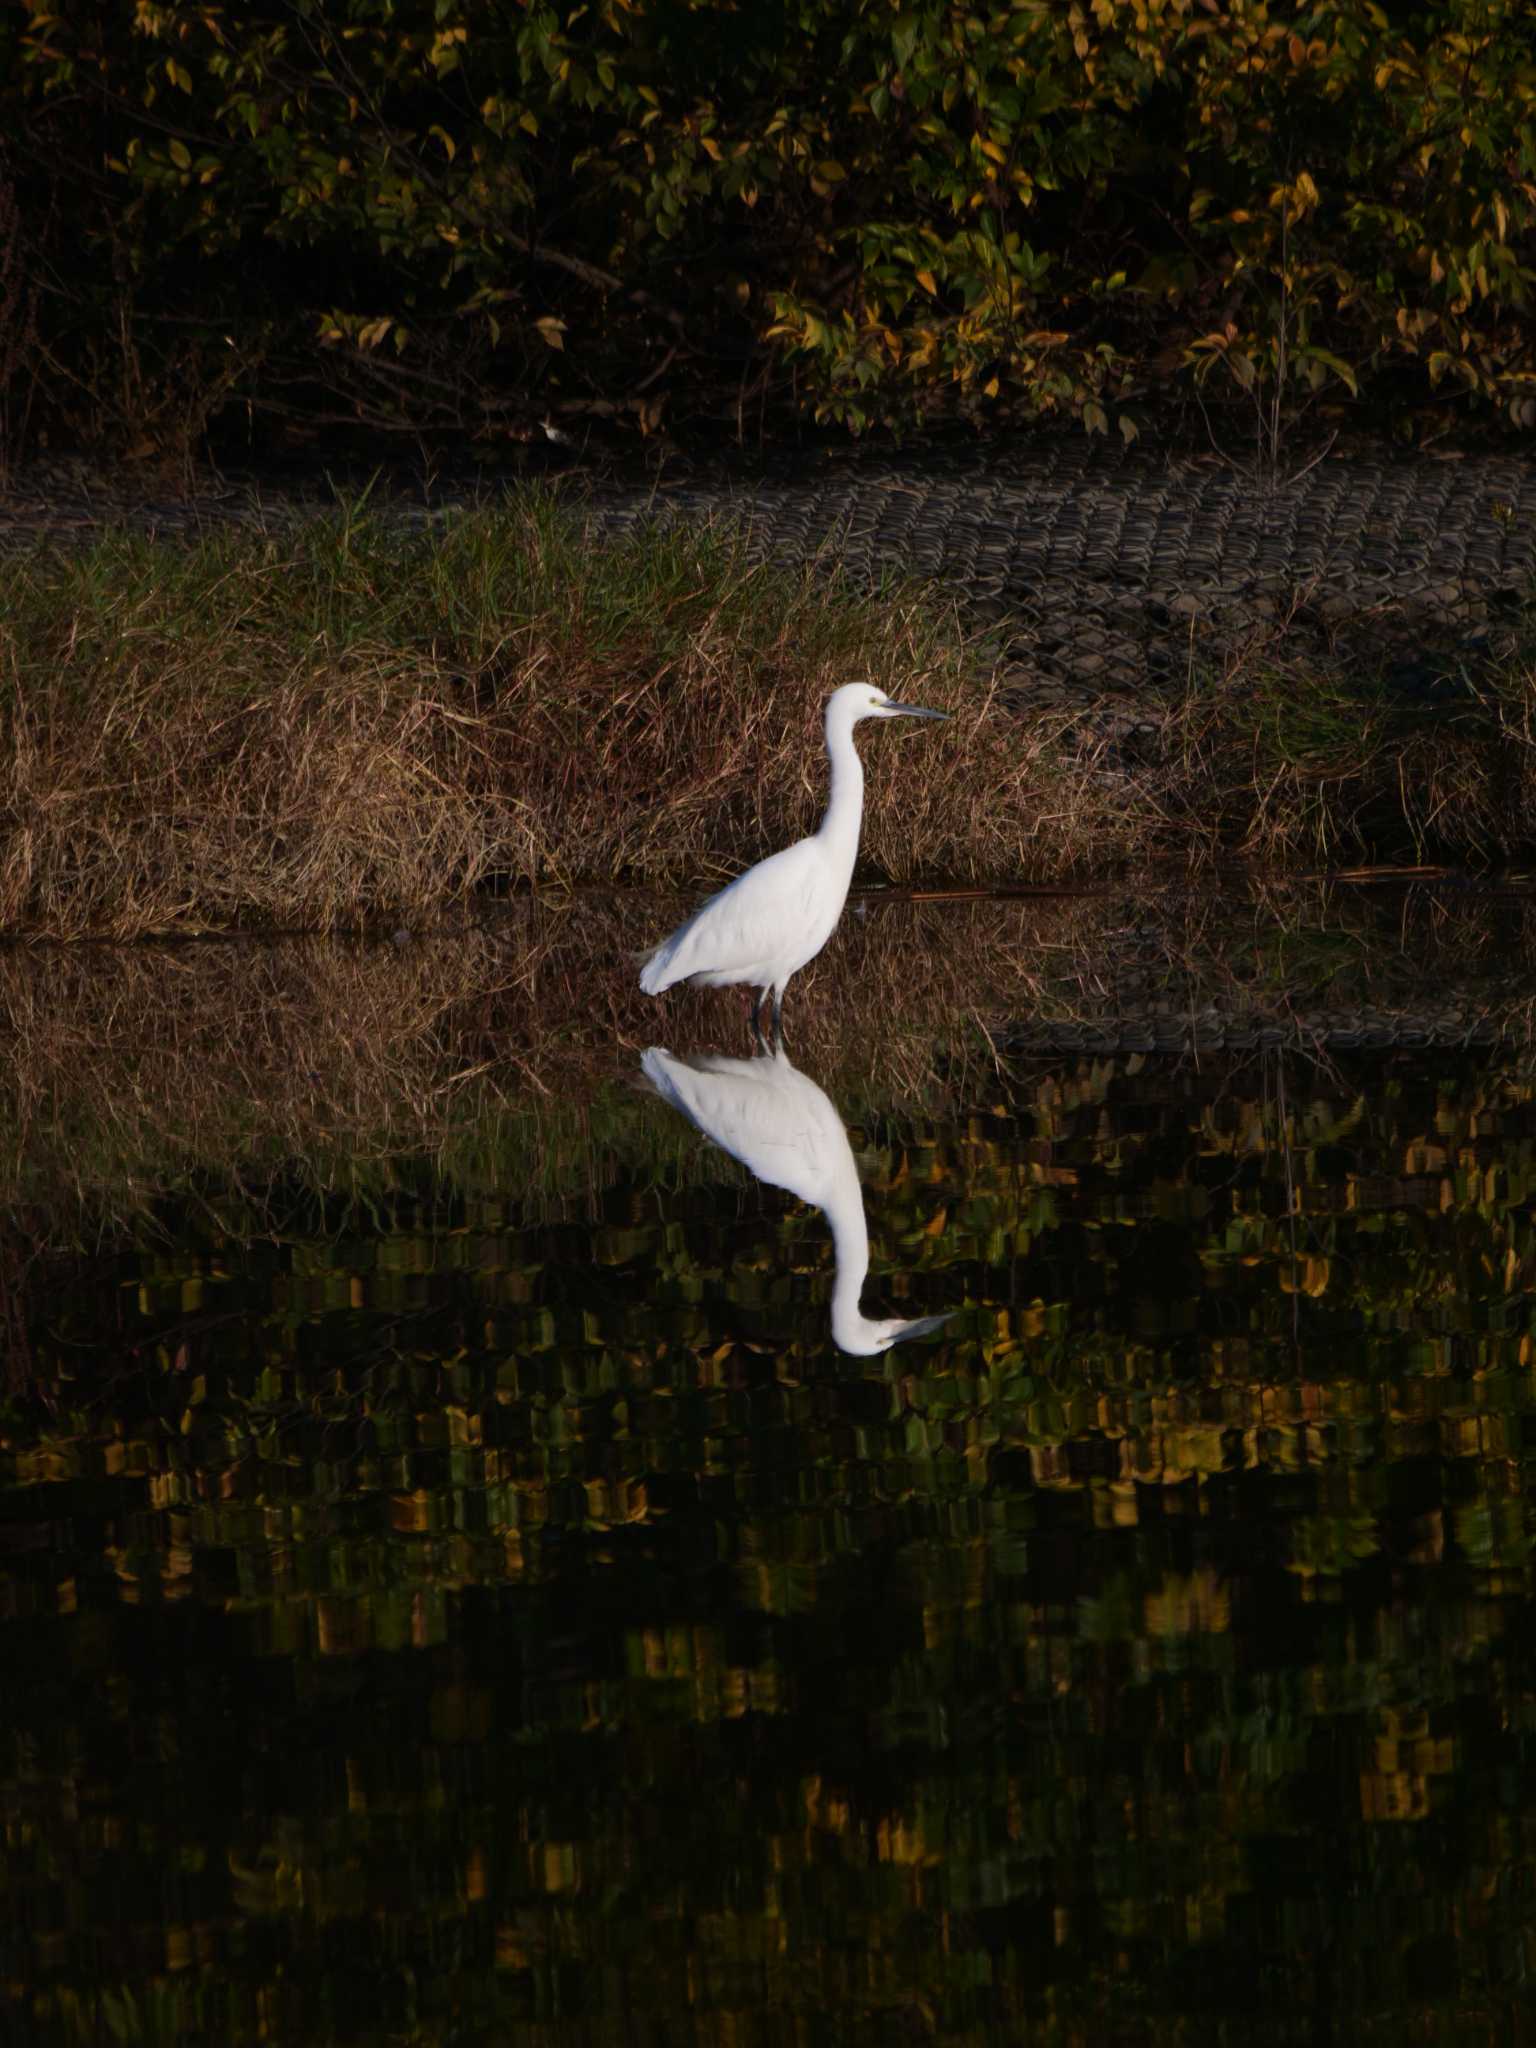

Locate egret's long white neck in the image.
[816,699,865,863]
[824,1165,873,1352]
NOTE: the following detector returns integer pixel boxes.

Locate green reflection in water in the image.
[4,1033,1536,2045]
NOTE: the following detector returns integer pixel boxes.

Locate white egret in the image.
[641,1041,952,1356]
[638,682,948,1037]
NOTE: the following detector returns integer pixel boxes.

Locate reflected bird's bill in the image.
[892,1311,954,1341]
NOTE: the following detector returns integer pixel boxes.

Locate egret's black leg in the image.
[770,988,785,1048]
[750,989,770,1052]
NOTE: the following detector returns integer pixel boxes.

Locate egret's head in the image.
[831,681,950,725]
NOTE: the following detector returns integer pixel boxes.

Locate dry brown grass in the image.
[0,664,518,938]
[4,503,1535,941]
[1149,626,1536,869]
[0,504,1122,938]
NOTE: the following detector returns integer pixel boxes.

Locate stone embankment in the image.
[5,436,1534,704]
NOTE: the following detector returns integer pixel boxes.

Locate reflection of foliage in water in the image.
[5,1034,1536,2044]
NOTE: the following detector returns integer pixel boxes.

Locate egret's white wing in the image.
[639,839,827,992]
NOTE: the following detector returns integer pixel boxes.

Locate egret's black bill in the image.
[886,701,950,720]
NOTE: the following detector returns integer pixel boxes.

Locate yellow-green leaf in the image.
[1301,347,1359,396]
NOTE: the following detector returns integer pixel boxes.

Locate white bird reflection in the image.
[640,1041,952,1356]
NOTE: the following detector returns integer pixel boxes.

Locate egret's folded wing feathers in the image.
[640,842,820,992]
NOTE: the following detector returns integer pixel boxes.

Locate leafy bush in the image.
[4,0,1535,453]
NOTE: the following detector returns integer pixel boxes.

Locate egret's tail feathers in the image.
[638,1046,687,1110]
[638,942,679,996]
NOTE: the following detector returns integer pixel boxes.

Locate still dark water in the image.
[5,904,1536,2046]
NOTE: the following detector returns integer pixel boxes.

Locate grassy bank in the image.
[2,498,1536,938]
[0,502,1098,939]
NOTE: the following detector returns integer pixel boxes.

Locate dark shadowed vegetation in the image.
[2,1,1535,461]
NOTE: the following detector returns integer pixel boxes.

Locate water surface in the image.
[4,887,1536,2045]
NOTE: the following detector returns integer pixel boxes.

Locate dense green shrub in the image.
[3,0,1535,453]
